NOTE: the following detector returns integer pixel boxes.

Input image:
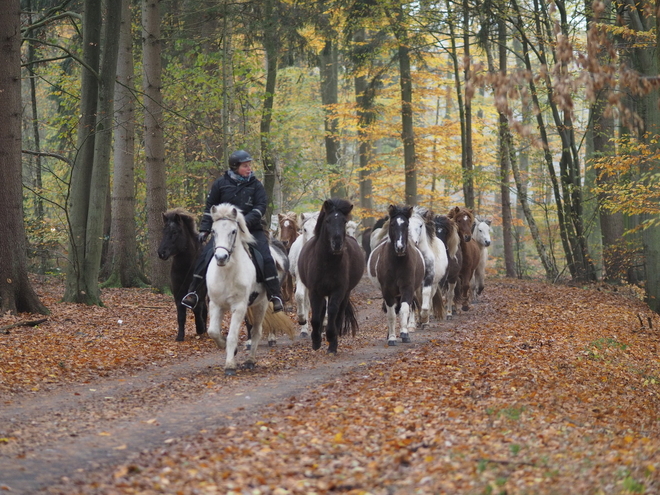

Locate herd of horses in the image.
[158,199,491,375]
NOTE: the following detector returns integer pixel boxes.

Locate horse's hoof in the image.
[245,344,251,351]
[225,368,237,377]
[388,340,398,346]
[268,340,276,347]
[446,314,453,321]
[462,305,469,311]
[327,349,337,355]
[298,319,307,326]
[243,362,255,370]
[299,331,309,339]
[401,333,411,343]
[312,339,322,351]
[175,336,184,342]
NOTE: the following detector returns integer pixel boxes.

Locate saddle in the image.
[249,245,266,284]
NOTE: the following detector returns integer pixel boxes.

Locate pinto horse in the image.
[298,199,365,354]
[288,211,320,337]
[471,217,492,301]
[368,205,425,345]
[157,208,208,341]
[275,212,299,306]
[434,214,463,319]
[447,206,481,312]
[409,207,447,325]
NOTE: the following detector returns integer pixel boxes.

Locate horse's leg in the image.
[175,301,187,342]
[193,304,207,337]
[444,282,454,320]
[399,301,412,343]
[385,301,398,346]
[224,304,247,376]
[245,298,268,369]
[324,295,340,354]
[207,301,226,349]
[309,294,326,351]
[295,282,310,338]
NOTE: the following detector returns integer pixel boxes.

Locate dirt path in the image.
[0,280,482,493]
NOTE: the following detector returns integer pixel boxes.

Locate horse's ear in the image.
[278,213,284,221]
[162,212,168,224]
[322,199,333,211]
[486,219,492,226]
[405,206,414,217]
[388,204,396,216]
[210,205,218,215]
[230,206,239,220]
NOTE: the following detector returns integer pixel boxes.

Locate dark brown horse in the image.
[367,205,425,345]
[447,206,480,312]
[157,208,208,341]
[298,199,365,354]
[434,214,463,319]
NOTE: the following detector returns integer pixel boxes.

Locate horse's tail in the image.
[247,306,296,340]
[340,297,359,337]
[432,288,445,320]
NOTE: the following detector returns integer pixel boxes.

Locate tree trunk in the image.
[260,0,278,226]
[321,39,345,199]
[0,0,48,314]
[64,0,102,303]
[106,0,143,288]
[461,0,474,209]
[142,0,169,292]
[496,19,516,277]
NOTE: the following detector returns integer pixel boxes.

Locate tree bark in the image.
[106,0,143,288]
[462,0,474,209]
[0,0,48,314]
[260,0,278,226]
[64,0,102,303]
[142,0,169,292]
[321,39,345,199]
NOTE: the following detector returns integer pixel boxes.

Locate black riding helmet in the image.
[229,150,253,170]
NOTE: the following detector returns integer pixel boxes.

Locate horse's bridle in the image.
[212,217,241,264]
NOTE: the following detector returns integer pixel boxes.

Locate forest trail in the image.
[1,276,659,494]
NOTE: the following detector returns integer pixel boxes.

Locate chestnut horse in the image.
[447,206,480,312]
[276,211,299,306]
[298,199,365,354]
[434,214,462,319]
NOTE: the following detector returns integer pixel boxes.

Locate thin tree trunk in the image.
[260,0,278,226]
[142,0,169,292]
[64,0,102,303]
[321,40,345,198]
[107,0,143,287]
[0,0,48,314]
[462,0,474,209]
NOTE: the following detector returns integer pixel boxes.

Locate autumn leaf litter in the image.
[1,276,660,494]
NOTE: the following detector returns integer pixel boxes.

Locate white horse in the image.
[471,217,491,302]
[346,220,358,238]
[409,207,448,327]
[205,204,270,376]
[288,211,320,337]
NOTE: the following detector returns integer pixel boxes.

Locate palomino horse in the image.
[409,206,447,326]
[288,211,320,337]
[447,206,481,312]
[471,217,492,302]
[368,205,425,345]
[298,199,365,354]
[205,203,286,375]
[158,208,208,342]
[434,214,462,320]
[275,211,299,306]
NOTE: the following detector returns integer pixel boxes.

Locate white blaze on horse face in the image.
[394,217,406,254]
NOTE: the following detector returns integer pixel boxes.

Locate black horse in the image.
[158,208,208,341]
[298,199,365,354]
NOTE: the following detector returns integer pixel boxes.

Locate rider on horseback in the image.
[181,150,284,312]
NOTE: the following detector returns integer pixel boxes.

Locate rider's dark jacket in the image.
[199,171,267,233]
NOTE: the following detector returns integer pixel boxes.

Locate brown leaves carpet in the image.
[1,276,660,494]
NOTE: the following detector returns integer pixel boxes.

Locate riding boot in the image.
[264,268,284,313]
[182,241,214,309]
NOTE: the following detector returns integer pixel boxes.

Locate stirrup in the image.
[181,292,198,309]
[270,296,284,313]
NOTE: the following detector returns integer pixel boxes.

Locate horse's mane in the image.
[164,207,199,237]
[413,206,439,246]
[314,198,353,236]
[210,203,255,248]
[436,215,460,258]
[278,211,298,228]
